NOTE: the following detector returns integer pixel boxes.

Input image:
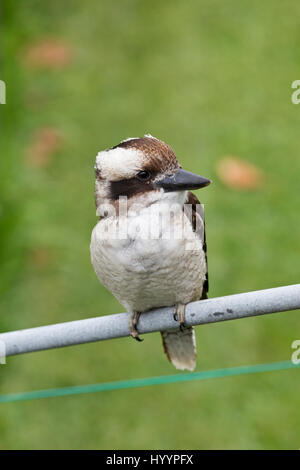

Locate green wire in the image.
[0,360,299,404]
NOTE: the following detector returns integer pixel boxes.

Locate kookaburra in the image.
[90,135,211,371]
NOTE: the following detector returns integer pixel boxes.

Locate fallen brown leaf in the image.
[216,156,264,190]
[23,39,72,68]
[26,128,63,167]
[28,247,52,268]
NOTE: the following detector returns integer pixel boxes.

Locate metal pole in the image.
[1,284,299,357]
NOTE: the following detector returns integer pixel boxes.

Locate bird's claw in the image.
[174,304,186,330]
[129,312,143,342]
[130,329,143,342]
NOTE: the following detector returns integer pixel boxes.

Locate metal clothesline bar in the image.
[0,284,299,357]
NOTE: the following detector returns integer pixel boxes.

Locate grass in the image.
[1,0,300,449]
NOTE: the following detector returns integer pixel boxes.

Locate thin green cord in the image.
[0,360,299,404]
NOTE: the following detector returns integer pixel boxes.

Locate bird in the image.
[90,135,211,371]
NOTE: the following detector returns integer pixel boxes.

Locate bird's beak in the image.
[155,168,212,192]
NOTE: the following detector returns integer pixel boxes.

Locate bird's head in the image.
[94,134,211,216]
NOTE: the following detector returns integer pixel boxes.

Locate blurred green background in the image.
[1,0,300,450]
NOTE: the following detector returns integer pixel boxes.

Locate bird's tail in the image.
[161,326,196,371]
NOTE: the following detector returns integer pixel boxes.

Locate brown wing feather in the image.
[185,191,209,299]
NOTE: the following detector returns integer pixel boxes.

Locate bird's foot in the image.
[129,311,143,342]
[173,303,186,332]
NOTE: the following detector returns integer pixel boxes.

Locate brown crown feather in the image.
[112,136,180,174]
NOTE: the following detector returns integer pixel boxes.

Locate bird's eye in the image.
[137,170,151,181]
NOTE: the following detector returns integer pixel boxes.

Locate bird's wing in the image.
[185,191,208,299]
